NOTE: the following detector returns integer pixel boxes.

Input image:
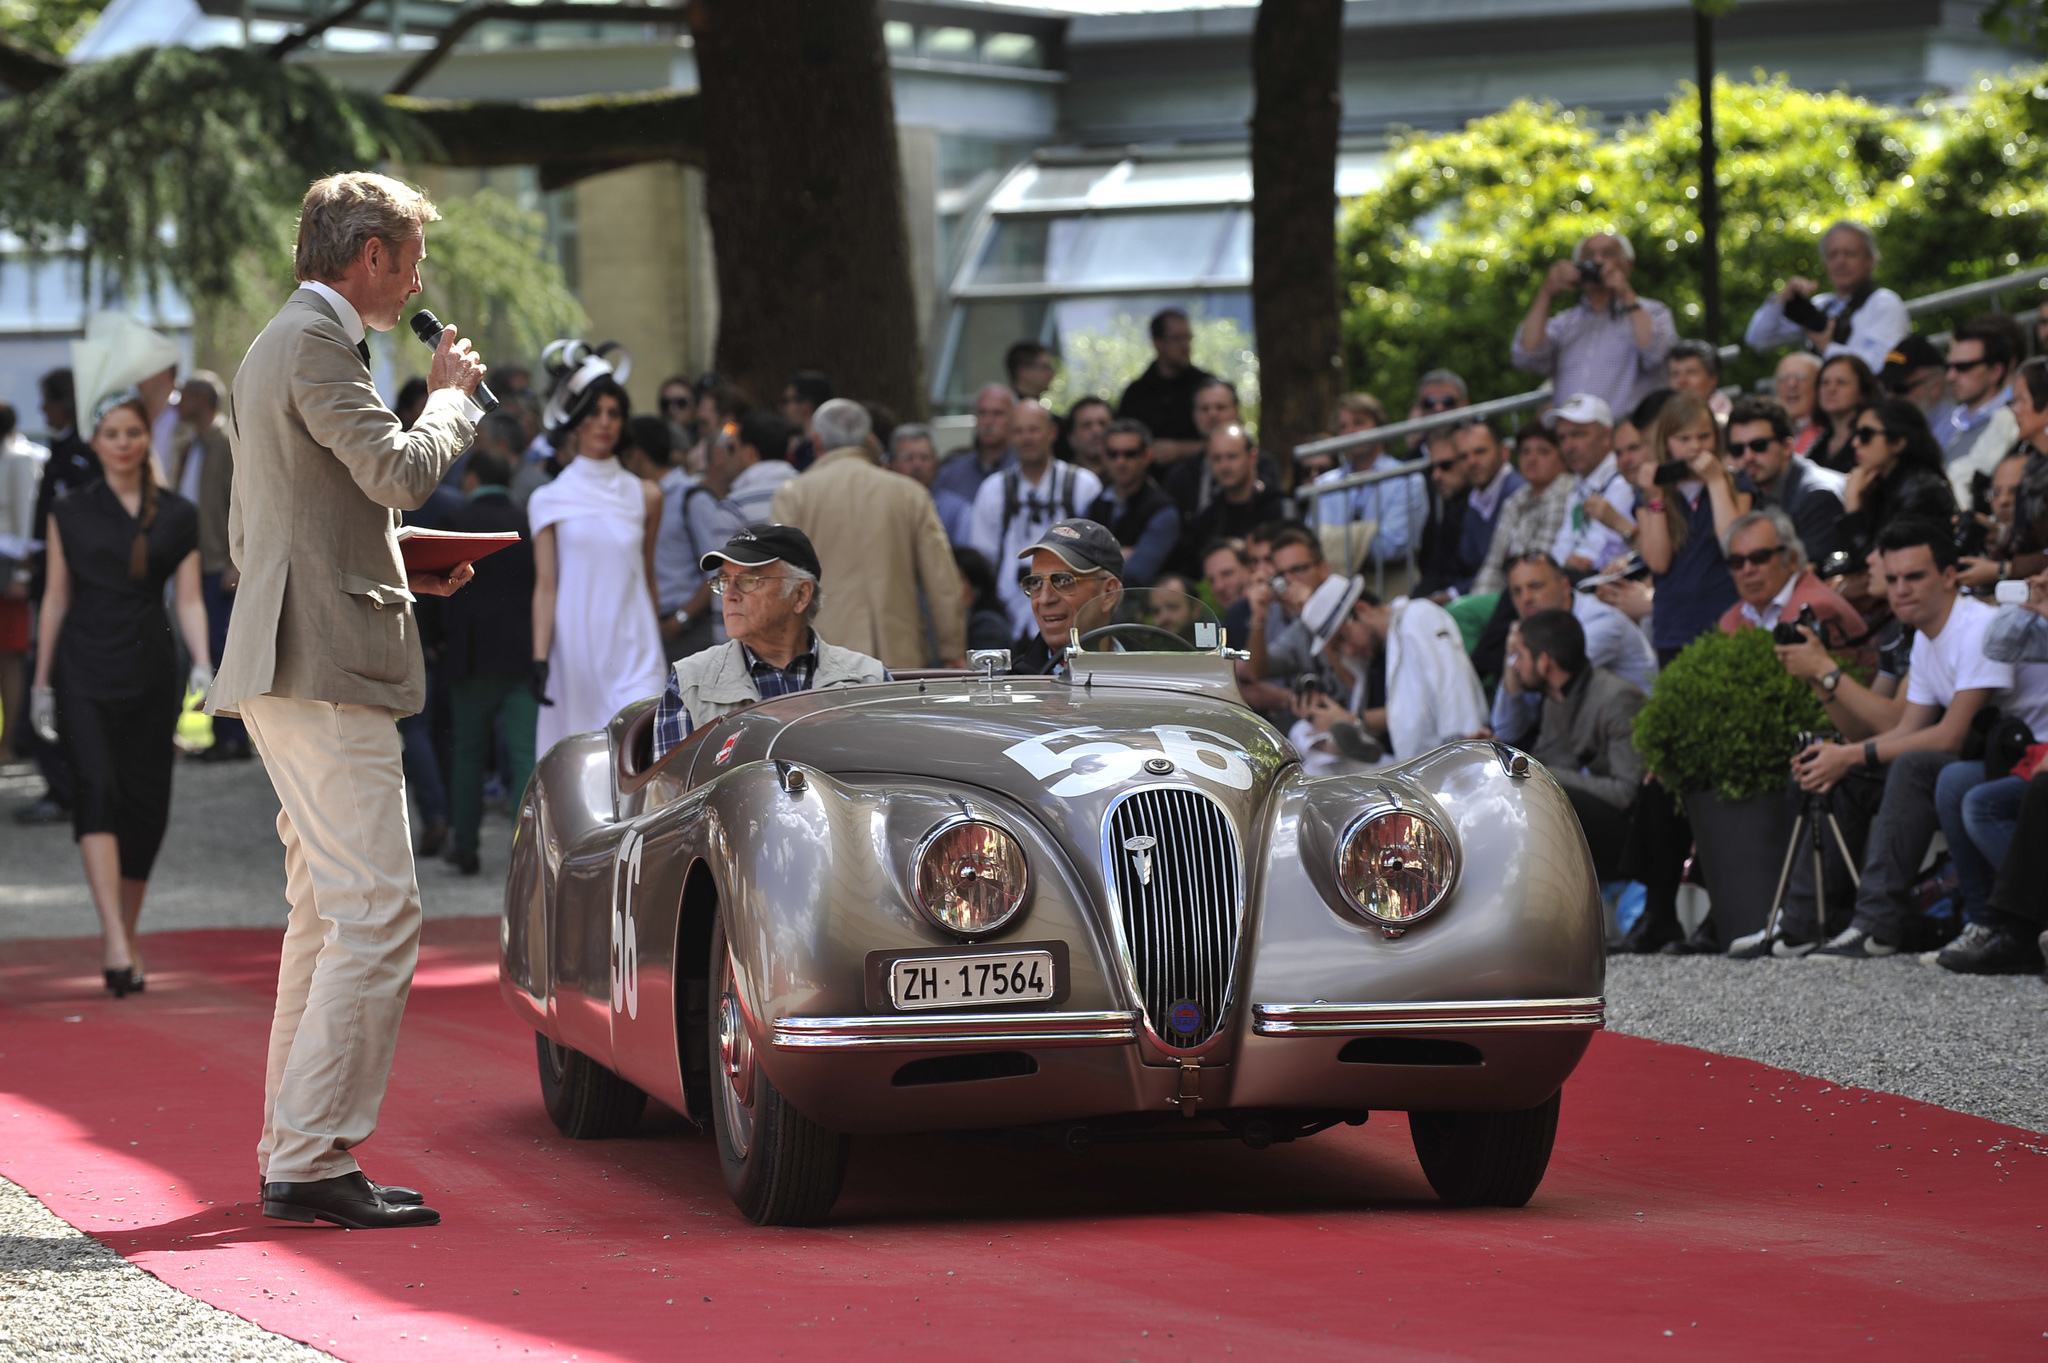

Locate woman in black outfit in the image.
[1838,398,1958,562]
[29,392,210,997]
[1811,353,1884,474]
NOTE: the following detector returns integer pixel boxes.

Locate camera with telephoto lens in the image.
[1953,513,1990,560]
[1576,258,1606,288]
[1772,602,1823,647]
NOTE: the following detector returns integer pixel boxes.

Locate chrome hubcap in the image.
[715,952,755,1158]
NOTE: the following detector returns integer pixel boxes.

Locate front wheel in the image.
[708,914,848,1226]
[536,1032,647,1139]
[1408,1088,1562,1207]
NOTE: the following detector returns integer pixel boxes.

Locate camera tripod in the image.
[1760,734,1862,946]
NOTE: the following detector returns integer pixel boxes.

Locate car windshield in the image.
[1072,588,1222,654]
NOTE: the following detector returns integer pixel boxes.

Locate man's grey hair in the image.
[1822,219,1880,263]
[294,172,440,283]
[976,382,1014,407]
[1574,232,1636,264]
[1417,368,1468,401]
[781,563,824,625]
[1721,506,1807,573]
[810,397,871,454]
[889,422,935,460]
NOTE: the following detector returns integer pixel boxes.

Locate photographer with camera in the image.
[1716,508,1865,652]
[1742,221,1908,377]
[1512,233,1677,421]
[1748,520,2011,960]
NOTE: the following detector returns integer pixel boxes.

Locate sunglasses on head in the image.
[1725,547,1786,569]
[1729,436,1781,455]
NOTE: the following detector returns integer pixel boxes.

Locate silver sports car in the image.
[500,590,1605,1225]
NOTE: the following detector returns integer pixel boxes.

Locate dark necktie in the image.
[356,339,371,368]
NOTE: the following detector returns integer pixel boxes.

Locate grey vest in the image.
[668,637,887,732]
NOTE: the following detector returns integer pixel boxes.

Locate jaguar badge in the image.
[1123,834,1157,887]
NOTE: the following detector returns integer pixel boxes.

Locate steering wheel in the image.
[1076,622,1194,652]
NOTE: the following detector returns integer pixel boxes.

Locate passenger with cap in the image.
[1011,518,1126,677]
[650,525,887,761]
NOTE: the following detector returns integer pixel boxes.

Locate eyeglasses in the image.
[1729,436,1782,455]
[1273,559,1321,579]
[1851,425,1889,445]
[1945,357,1990,373]
[1418,395,1461,412]
[710,571,785,597]
[1725,547,1786,569]
[1020,570,1104,596]
[1103,445,1147,461]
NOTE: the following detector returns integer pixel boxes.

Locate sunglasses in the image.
[1103,445,1147,461]
[1729,436,1781,455]
[661,396,692,410]
[1020,570,1103,596]
[1725,547,1786,569]
[1430,457,1462,474]
[1851,425,1889,445]
[1945,358,1990,372]
[1418,395,1461,412]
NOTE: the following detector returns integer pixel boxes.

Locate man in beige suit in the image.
[769,399,965,670]
[211,173,486,1230]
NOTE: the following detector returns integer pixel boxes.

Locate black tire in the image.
[1408,1088,1562,1208]
[708,914,848,1226]
[535,1032,647,1139]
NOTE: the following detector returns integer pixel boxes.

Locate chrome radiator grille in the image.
[1104,788,1243,1048]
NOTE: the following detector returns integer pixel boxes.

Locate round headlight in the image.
[1338,810,1455,926]
[913,819,1028,936]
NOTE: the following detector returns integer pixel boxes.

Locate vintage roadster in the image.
[500,591,1605,1225]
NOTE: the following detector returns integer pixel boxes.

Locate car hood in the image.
[756,674,1298,847]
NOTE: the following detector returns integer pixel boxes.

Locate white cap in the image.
[71,312,180,427]
[1542,392,1613,430]
[1301,573,1366,657]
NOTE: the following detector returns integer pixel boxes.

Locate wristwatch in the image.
[672,608,694,628]
[1864,740,1881,769]
[1819,667,1843,697]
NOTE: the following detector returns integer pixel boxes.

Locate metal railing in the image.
[1904,264,2048,320]
[1289,452,1435,600]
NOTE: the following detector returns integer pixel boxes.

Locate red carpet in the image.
[1,919,2042,1361]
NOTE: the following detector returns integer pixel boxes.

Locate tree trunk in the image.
[1251,0,1344,485]
[1694,7,1722,344]
[688,0,926,420]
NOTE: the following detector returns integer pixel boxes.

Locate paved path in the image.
[0,757,508,944]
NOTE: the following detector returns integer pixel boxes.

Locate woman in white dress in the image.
[528,357,666,756]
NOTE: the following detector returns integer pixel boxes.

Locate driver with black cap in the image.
[650,524,887,761]
[1012,517,1125,676]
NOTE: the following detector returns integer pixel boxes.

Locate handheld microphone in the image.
[409,309,500,413]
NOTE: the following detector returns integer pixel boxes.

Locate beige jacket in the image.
[212,290,475,717]
[769,446,964,670]
[172,418,236,575]
[669,637,886,732]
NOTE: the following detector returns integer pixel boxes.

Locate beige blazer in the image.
[212,291,475,717]
[769,446,964,670]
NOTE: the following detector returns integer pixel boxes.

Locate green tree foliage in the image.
[0,0,103,57]
[1339,76,1921,406]
[421,190,588,364]
[1631,626,1826,806]
[1044,309,1261,433]
[0,45,422,303]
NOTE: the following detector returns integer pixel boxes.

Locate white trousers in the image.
[241,694,422,1184]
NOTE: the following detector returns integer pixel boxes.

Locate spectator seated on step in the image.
[1725,396,1845,564]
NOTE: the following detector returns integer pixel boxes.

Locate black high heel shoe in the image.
[103,967,143,998]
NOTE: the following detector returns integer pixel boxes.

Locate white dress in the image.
[527,456,667,755]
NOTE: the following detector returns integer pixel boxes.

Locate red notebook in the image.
[396,527,522,574]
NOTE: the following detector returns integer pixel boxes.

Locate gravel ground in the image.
[1607,953,2048,1133]
[0,1174,326,1363]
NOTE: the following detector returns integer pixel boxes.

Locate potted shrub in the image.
[1631,628,1829,942]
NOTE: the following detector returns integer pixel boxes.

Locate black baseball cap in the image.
[1880,334,1944,390]
[700,523,822,579]
[1017,517,1124,576]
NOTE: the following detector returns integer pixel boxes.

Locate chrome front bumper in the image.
[771,1009,1141,1051]
[1252,997,1606,1036]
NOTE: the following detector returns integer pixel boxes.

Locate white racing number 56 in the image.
[1002,725,1254,797]
[610,829,643,1020]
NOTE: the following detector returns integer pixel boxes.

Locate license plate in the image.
[890,951,1056,1011]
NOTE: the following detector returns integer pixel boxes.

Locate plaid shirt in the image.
[651,635,822,762]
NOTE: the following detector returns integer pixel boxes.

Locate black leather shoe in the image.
[262,1172,439,1228]
[258,1175,423,1206]
[1611,913,1683,954]
[1936,925,2045,975]
[453,850,480,876]
[416,818,449,857]
[1661,921,1720,955]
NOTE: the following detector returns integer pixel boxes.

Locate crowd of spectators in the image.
[9,215,2048,980]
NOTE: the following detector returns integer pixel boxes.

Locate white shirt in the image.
[1550,451,1635,569]
[1384,596,1489,762]
[1742,285,1909,377]
[1905,595,2011,710]
[1738,573,1801,631]
[969,460,1103,640]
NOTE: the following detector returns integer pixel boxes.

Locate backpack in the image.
[1000,464,1081,550]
